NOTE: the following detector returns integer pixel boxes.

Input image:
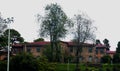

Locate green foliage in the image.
[43,43,62,62]
[0,61,7,71]
[116,41,120,53]
[34,38,44,42]
[101,55,112,64]
[9,52,56,71]
[0,29,24,47]
[43,44,53,62]
[113,41,120,64]
[37,56,56,71]
[38,3,72,39]
[103,38,110,51]
[37,3,72,62]
[0,35,7,46]
[113,53,120,64]
[10,52,40,71]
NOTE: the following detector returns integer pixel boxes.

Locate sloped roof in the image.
[106,51,116,54]
[95,44,106,48]
[26,41,50,47]
[61,41,94,47]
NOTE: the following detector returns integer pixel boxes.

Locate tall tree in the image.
[37,3,72,62]
[72,13,96,71]
[103,38,110,51]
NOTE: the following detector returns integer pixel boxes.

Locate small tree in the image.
[34,38,44,42]
[113,41,120,64]
[103,38,110,51]
[96,39,101,45]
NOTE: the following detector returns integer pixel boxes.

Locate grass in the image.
[56,63,120,71]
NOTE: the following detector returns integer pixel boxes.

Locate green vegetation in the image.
[37,3,72,62]
[0,53,56,71]
[56,63,120,71]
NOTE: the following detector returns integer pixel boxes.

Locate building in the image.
[0,41,116,63]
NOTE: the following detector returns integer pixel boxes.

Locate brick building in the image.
[0,41,116,63]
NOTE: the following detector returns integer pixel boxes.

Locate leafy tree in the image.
[34,38,44,42]
[101,55,112,64]
[103,38,110,51]
[0,29,24,47]
[113,41,120,64]
[72,13,96,70]
[116,41,120,53]
[96,39,101,45]
[37,3,72,62]
[113,53,120,64]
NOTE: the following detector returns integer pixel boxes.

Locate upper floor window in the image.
[88,47,92,53]
[27,48,31,52]
[88,56,92,62]
[36,47,40,52]
[79,56,83,62]
[100,49,104,54]
[96,49,98,54]
[70,47,73,53]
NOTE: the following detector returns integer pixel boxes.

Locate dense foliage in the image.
[0,29,24,47]
[0,53,56,71]
[101,55,112,64]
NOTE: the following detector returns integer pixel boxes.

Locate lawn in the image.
[56,63,120,71]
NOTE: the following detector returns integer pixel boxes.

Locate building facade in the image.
[0,41,116,63]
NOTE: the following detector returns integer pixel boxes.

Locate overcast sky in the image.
[0,0,120,51]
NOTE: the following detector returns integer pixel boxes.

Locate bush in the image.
[10,53,56,71]
[0,61,7,71]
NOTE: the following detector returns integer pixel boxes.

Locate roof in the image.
[62,41,94,47]
[26,41,50,47]
[96,44,106,48]
[12,41,95,47]
[12,44,23,48]
[106,51,116,54]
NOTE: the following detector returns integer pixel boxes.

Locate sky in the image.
[0,0,120,51]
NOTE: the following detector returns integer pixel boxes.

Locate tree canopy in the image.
[34,38,44,42]
[0,29,24,46]
[103,38,110,51]
[72,13,96,43]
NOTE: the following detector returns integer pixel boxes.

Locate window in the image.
[88,56,92,62]
[79,56,83,62]
[70,47,73,53]
[88,47,92,53]
[36,47,40,52]
[95,57,98,63]
[100,49,104,54]
[27,48,31,52]
[96,49,98,54]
